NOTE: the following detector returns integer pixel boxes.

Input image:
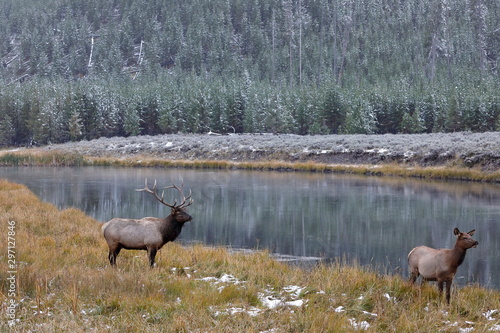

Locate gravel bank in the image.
[41,132,500,171]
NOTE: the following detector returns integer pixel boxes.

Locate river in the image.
[2,166,499,288]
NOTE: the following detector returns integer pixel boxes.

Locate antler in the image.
[164,177,194,208]
[136,178,193,209]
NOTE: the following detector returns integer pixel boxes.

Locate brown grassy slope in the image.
[0,179,499,332]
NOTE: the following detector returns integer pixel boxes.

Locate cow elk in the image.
[407,227,478,304]
[102,179,193,268]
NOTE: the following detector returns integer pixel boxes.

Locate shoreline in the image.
[1,132,499,182]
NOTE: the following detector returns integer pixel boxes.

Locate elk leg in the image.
[445,280,452,304]
[108,246,121,267]
[437,280,444,300]
[409,272,418,284]
[147,248,158,268]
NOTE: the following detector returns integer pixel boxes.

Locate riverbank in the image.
[2,132,499,182]
[1,179,499,332]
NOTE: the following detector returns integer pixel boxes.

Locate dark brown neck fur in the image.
[159,216,184,243]
[452,242,468,267]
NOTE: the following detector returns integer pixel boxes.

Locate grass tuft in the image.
[0,151,86,166]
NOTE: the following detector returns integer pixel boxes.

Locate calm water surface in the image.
[2,167,499,288]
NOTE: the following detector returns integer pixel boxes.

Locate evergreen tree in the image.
[342,98,377,134]
[123,104,141,136]
[68,111,83,141]
[320,87,344,134]
[0,113,15,145]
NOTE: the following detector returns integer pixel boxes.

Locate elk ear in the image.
[454,228,460,236]
[467,229,476,236]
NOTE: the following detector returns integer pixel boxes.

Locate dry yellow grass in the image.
[1,179,499,332]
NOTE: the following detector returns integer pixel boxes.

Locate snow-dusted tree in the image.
[184,86,212,133]
[71,92,102,140]
[400,108,425,134]
[0,114,15,145]
[157,93,175,134]
[432,94,448,133]
[247,84,270,134]
[320,87,344,134]
[68,111,83,141]
[225,81,246,133]
[445,90,465,132]
[31,98,65,144]
[123,103,141,136]
[342,98,377,134]
[92,84,121,137]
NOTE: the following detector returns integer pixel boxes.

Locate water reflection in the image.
[2,166,499,289]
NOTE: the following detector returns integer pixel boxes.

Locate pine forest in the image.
[0,0,498,145]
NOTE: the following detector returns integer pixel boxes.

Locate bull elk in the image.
[102,179,193,267]
[407,227,478,304]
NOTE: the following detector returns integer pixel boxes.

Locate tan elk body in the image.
[407,228,478,304]
[102,179,193,267]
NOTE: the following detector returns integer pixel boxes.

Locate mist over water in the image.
[2,166,499,288]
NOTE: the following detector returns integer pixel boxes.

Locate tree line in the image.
[0,0,498,145]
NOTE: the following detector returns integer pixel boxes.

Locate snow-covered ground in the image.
[40,132,499,170]
[145,269,500,332]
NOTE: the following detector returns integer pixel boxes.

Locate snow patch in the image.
[348,318,371,330]
[362,311,378,317]
[258,293,304,309]
[404,150,415,158]
[282,285,305,298]
[213,306,262,317]
[383,293,396,303]
[201,274,308,316]
[218,273,241,284]
[199,273,243,285]
[483,309,498,321]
